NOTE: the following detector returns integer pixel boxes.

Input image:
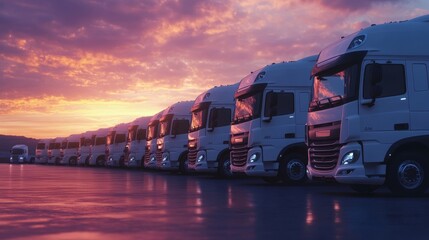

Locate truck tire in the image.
[96,156,105,167]
[69,157,77,166]
[218,154,232,178]
[179,156,188,174]
[279,153,308,184]
[387,152,428,196]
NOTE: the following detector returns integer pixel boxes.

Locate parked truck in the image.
[158,101,194,172]
[106,123,129,167]
[306,15,429,195]
[144,111,164,169]
[77,130,96,166]
[10,144,34,163]
[125,116,151,168]
[230,55,317,184]
[60,134,81,165]
[35,139,50,164]
[47,137,64,165]
[188,83,239,177]
[88,128,109,166]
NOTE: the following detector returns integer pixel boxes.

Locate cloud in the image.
[302,0,409,11]
[1,0,428,138]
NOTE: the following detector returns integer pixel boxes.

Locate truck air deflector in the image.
[312,51,367,77]
[234,83,267,99]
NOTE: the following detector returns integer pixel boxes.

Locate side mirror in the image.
[264,92,278,122]
[362,64,383,108]
[171,121,177,138]
[370,85,382,99]
[371,64,382,85]
[208,109,218,132]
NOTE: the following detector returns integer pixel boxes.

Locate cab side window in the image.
[363,64,406,99]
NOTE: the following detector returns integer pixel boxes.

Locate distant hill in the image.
[0,135,39,163]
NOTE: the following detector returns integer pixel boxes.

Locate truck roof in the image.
[129,116,152,129]
[237,55,317,92]
[12,144,28,150]
[109,123,129,133]
[317,14,429,66]
[192,83,239,110]
[161,101,194,117]
[65,134,81,142]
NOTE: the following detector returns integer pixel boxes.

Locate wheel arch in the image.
[216,148,230,162]
[385,135,429,163]
[277,142,308,162]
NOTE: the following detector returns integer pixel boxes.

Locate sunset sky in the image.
[1,0,428,139]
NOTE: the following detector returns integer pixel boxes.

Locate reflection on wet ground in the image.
[1,164,428,240]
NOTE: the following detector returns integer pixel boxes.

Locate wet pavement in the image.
[1,164,428,240]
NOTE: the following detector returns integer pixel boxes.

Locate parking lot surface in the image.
[1,164,428,240]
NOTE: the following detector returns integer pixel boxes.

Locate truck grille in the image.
[156,149,162,165]
[144,146,150,164]
[308,121,341,171]
[230,133,249,167]
[309,139,341,170]
[188,141,197,166]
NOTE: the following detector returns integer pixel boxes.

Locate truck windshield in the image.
[159,114,173,138]
[11,149,25,154]
[115,133,126,144]
[233,92,262,124]
[49,143,61,149]
[36,143,46,149]
[67,142,79,149]
[190,108,208,132]
[146,121,159,141]
[95,137,106,146]
[128,126,138,142]
[310,64,359,112]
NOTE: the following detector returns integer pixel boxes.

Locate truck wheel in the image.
[69,157,77,166]
[179,156,188,174]
[218,154,232,178]
[119,156,125,167]
[387,152,428,196]
[279,153,308,184]
[350,184,378,194]
[96,157,105,167]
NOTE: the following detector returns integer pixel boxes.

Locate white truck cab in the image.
[144,111,164,169]
[125,116,151,168]
[306,15,429,195]
[77,130,96,166]
[158,101,194,172]
[47,137,64,165]
[60,134,81,165]
[188,83,239,177]
[106,123,129,167]
[230,56,316,184]
[10,144,32,163]
[88,128,109,166]
[35,139,50,164]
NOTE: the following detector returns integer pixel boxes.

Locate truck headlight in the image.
[249,153,260,163]
[150,155,156,162]
[129,156,135,162]
[341,150,360,165]
[19,156,24,160]
[197,154,205,162]
[162,154,169,162]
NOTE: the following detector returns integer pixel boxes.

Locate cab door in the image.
[358,59,410,162]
